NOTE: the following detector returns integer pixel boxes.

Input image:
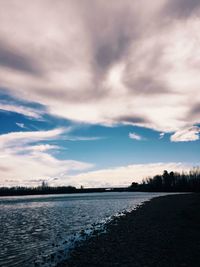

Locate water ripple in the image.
[0,192,169,267]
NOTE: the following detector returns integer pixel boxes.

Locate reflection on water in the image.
[0,192,168,267]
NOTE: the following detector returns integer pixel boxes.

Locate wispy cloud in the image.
[16,122,26,129]
[159,132,165,139]
[129,132,144,141]
[0,128,66,148]
[24,144,60,152]
[65,136,104,141]
[0,128,93,186]
[0,103,42,119]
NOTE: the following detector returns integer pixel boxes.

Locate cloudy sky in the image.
[0,0,199,187]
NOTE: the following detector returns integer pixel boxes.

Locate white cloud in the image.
[0,128,93,186]
[63,162,192,188]
[129,132,143,141]
[0,103,42,119]
[25,144,59,152]
[65,136,104,141]
[16,122,26,129]
[0,128,196,187]
[0,128,66,149]
[0,151,92,187]
[170,126,200,142]
[159,132,165,139]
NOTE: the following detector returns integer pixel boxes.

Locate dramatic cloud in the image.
[163,0,200,18]
[0,41,41,75]
[0,0,200,141]
[129,132,144,141]
[63,162,193,188]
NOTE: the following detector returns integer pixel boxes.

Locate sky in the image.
[0,0,199,188]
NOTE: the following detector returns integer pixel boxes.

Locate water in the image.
[0,192,169,267]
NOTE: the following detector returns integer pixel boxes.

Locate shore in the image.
[58,193,200,267]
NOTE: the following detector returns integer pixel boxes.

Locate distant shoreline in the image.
[0,187,129,197]
[0,189,186,197]
[58,193,200,267]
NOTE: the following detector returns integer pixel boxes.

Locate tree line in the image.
[0,183,126,196]
[0,185,77,196]
[129,168,200,192]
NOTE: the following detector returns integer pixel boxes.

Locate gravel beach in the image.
[58,193,200,267]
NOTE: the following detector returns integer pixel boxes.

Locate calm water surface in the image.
[0,192,169,267]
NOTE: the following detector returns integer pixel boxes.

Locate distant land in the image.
[1,169,200,196]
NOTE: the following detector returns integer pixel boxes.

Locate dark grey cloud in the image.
[191,104,200,115]
[94,32,130,71]
[121,41,172,95]
[164,0,200,18]
[35,86,108,103]
[124,75,170,95]
[79,0,138,73]
[0,0,200,134]
[0,42,41,75]
[188,103,200,121]
[115,115,148,124]
[0,166,11,172]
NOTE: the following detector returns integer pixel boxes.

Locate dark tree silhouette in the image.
[129,168,200,192]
